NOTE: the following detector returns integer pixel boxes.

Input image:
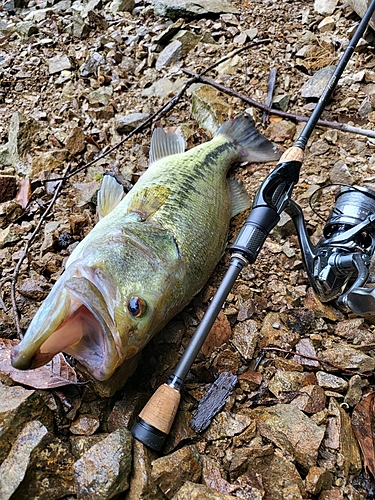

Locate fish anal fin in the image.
[128,185,170,219]
[228,177,252,218]
[149,127,186,165]
[97,174,125,220]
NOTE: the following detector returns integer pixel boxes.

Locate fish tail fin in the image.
[216,112,281,163]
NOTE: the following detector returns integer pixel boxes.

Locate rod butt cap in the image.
[131,416,167,451]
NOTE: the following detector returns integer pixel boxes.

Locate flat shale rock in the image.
[321,344,375,372]
[230,319,258,360]
[0,382,53,463]
[301,66,336,99]
[250,403,325,470]
[172,481,235,499]
[154,0,239,19]
[268,369,316,398]
[74,426,133,499]
[191,84,231,135]
[348,0,375,31]
[205,411,253,441]
[151,444,202,499]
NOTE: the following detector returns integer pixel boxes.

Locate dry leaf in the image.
[0,338,78,389]
[16,178,32,209]
[201,311,232,357]
[352,392,375,478]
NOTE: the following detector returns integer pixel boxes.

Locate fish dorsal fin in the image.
[128,185,171,219]
[149,127,186,166]
[228,177,252,218]
[97,174,125,220]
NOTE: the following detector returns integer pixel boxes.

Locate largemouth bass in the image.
[11,113,280,382]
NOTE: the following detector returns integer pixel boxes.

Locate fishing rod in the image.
[131,0,375,451]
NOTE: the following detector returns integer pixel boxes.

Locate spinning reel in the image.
[288,184,375,315]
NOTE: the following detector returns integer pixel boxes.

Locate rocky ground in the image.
[1,0,375,498]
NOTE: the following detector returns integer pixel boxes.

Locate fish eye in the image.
[127,296,146,317]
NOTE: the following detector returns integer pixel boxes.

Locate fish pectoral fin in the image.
[149,127,186,165]
[127,185,171,220]
[97,174,125,219]
[228,177,252,217]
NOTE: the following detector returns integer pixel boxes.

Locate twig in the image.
[182,69,375,139]
[263,67,277,124]
[261,346,370,377]
[11,164,71,338]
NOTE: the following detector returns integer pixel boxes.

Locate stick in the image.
[182,69,375,139]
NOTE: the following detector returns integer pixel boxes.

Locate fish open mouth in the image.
[11,275,121,381]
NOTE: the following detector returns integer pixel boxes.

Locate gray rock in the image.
[14,21,38,38]
[116,113,150,134]
[0,225,21,249]
[142,76,187,98]
[109,0,135,13]
[316,371,348,391]
[172,481,235,499]
[314,0,338,14]
[272,94,290,112]
[344,375,369,407]
[0,421,48,500]
[74,427,133,499]
[154,0,239,19]
[348,0,375,31]
[88,86,113,105]
[172,30,201,56]
[0,200,23,229]
[301,66,336,99]
[358,97,373,118]
[156,39,183,70]
[48,54,72,74]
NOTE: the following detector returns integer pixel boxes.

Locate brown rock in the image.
[65,127,86,155]
[213,348,241,374]
[0,200,23,229]
[201,456,237,496]
[322,344,375,373]
[266,120,296,142]
[250,403,325,470]
[171,481,235,499]
[0,175,16,202]
[70,415,100,435]
[268,370,317,398]
[70,435,108,458]
[231,319,258,360]
[318,488,344,500]
[260,311,300,349]
[151,445,202,499]
[201,311,232,357]
[292,384,327,414]
[305,466,333,495]
[304,288,343,321]
[205,411,253,441]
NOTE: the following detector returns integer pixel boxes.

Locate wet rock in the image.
[74,426,133,499]
[0,200,23,229]
[126,439,164,500]
[250,403,325,469]
[0,421,48,500]
[316,371,348,391]
[106,391,145,432]
[305,466,333,495]
[266,120,296,142]
[154,0,239,19]
[115,113,150,135]
[191,84,231,135]
[205,411,252,441]
[301,66,336,99]
[70,415,100,435]
[156,39,183,70]
[151,445,202,498]
[292,384,327,414]
[230,319,258,360]
[172,481,235,499]
[322,344,375,372]
[48,54,72,74]
[109,0,135,14]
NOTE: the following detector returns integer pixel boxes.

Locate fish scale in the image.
[11,113,280,383]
